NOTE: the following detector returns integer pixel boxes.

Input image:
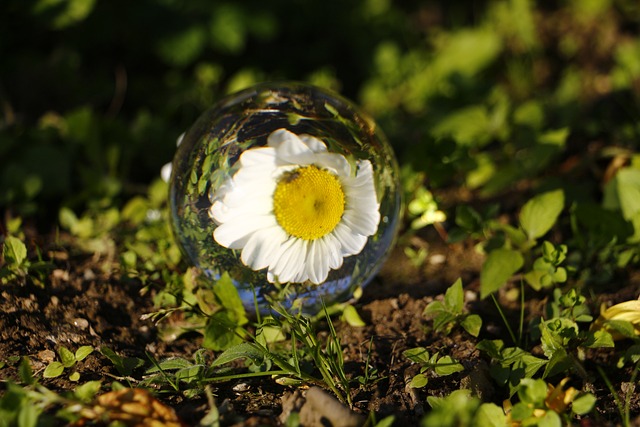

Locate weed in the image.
[423,278,482,337]
[43,346,94,381]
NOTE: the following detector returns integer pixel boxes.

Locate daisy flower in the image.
[209,128,380,284]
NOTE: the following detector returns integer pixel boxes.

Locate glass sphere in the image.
[169,82,401,314]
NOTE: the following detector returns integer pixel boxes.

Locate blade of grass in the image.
[491,294,517,345]
[597,365,625,425]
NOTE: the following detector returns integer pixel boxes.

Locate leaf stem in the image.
[491,294,517,345]
[596,365,625,425]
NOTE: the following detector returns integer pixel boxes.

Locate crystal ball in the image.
[169,82,401,314]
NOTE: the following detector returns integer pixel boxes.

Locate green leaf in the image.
[43,361,65,378]
[209,5,247,54]
[34,0,97,29]
[431,105,491,146]
[434,356,464,376]
[342,305,366,327]
[255,324,286,345]
[473,403,506,427]
[213,273,248,326]
[520,354,547,379]
[572,393,596,415]
[74,381,102,403]
[538,410,562,427]
[480,249,524,298]
[121,196,149,225]
[604,167,640,220]
[373,416,396,427]
[75,346,93,362]
[403,347,430,364]
[156,26,207,66]
[523,269,545,291]
[605,319,637,339]
[540,318,577,358]
[146,357,193,373]
[542,349,571,378]
[68,371,81,381]
[423,300,446,317]
[211,342,265,367]
[58,346,76,368]
[508,402,533,422]
[461,314,482,337]
[100,347,144,376]
[3,236,27,267]
[17,404,40,427]
[517,378,547,404]
[519,189,565,240]
[476,339,505,359]
[409,373,428,388]
[584,330,615,349]
[203,311,245,351]
[444,278,464,313]
[18,357,35,385]
[58,207,79,232]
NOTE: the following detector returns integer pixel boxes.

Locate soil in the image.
[1,226,639,426]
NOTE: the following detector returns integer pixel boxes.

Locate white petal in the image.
[222,179,275,208]
[305,240,330,284]
[282,239,309,283]
[209,200,229,224]
[340,159,380,236]
[313,152,351,176]
[320,233,344,270]
[210,192,272,223]
[161,162,172,183]
[268,129,320,164]
[270,238,308,283]
[333,222,368,256]
[298,134,328,153]
[213,215,278,249]
[239,147,277,167]
[341,208,380,237]
[241,226,288,270]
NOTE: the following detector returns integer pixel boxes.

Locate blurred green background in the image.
[2,0,640,219]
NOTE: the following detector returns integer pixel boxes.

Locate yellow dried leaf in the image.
[591,300,640,339]
[78,388,185,427]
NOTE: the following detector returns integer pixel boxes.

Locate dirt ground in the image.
[1,225,639,426]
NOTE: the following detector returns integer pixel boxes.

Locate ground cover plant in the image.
[2,0,640,425]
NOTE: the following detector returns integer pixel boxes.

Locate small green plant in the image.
[524,241,568,290]
[407,186,446,231]
[1,234,53,286]
[43,346,94,381]
[1,235,28,284]
[545,288,592,324]
[479,189,566,298]
[144,301,354,405]
[421,389,505,427]
[403,347,464,388]
[201,273,249,351]
[100,347,145,380]
[355,338,385,389]
[423,278,482,337]
[477,339,547,396]
[505,378,595,426]
[533,289,615,379]
[0,357,102,426]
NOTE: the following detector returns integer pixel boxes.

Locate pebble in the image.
[73,318,89,329]
[233,382,251,393]
[429,254,446,265]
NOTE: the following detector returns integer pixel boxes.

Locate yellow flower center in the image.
[273,165,345,240]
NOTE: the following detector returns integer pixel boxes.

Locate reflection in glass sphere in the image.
[169,82,401,314]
